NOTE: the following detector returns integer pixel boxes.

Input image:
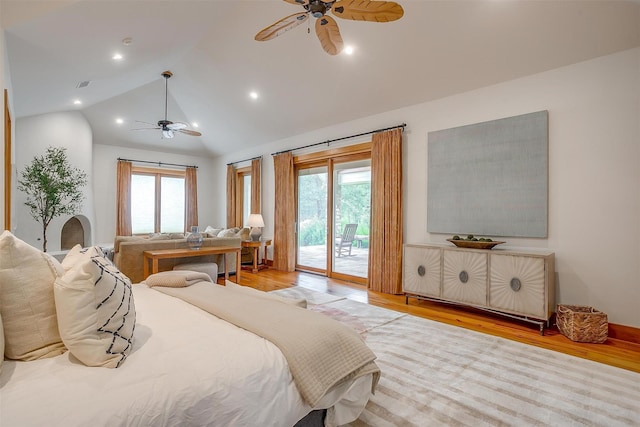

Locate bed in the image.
[0,232,378,427]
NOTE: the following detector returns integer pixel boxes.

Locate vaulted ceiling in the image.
[3,0,639,157]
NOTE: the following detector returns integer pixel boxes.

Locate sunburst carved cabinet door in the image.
[489,254,551,319]
[442,249,487,306]
[403,245,441,298]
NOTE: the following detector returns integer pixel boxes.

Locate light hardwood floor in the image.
[231,269,640,374]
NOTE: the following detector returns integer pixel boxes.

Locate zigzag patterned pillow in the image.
[54,253,136,368]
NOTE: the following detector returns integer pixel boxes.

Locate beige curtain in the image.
[115,160,132,236]
[273,152,296,272]
[226,164,237,228]
[251,158,261,214]
[185,166,198,231]
[368,128,403,294]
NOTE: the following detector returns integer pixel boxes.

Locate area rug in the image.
[309,299,406,337]
[287,289,640,426]
[270,287,346,305]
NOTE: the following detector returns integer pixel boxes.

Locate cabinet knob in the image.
[510,277,522,292]
[459,270,469,283]
[417,265,426,277]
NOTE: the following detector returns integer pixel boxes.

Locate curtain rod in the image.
[117,157,198,169]
[271,123,406,156]
[226,155,262,166]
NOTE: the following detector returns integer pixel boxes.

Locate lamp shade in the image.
[247,214,265,228]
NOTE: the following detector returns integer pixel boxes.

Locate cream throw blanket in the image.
[153,283,380,407]
[145,271,212,288]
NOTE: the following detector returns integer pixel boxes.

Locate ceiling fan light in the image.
[162,129,174,139]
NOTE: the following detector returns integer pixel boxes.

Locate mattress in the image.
[0,284,372,426]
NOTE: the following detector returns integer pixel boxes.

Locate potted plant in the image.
[17,146,87,252]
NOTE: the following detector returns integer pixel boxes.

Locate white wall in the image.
[14,111,95,251]
[92,144,217,245]
[211,48,640,328]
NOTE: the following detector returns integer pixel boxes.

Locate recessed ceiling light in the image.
[112,53,123,61]
[115,118,124,124]
[249,91,259,100]
[192,122,199,128]
[73,99,82,105]
[344,45,355,55]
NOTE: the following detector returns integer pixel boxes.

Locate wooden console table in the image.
[241,239,272,273]
[143,246,242,280]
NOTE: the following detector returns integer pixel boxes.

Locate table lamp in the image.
[247,214,265,241]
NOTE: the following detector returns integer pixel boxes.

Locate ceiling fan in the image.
[255,0,404,56]
[134,71,201,139]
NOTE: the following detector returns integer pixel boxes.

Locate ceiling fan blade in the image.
[282,0,309,5]
[315,15,343,55]
[255,12,309,41]
[135,120,158,127]
[177,129,202,137]
[331,0,404,22]
[131,127,160,131]
[166,122,187,130]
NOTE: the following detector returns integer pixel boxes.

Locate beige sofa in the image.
[113,235,243,284]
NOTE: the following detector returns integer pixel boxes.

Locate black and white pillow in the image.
[54,253,136,368]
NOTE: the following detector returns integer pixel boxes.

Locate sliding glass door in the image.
[296,166,328,272]
[332,160,370,278]
[295,152,371,284]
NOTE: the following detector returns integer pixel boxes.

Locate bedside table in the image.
[241,239,272,273]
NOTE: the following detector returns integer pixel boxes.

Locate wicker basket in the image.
[556,304,608,343]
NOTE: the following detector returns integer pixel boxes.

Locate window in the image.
[131,167,185,234]
[235,167,251,227]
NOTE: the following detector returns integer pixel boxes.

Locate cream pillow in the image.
[225,280,307,308]
[61,244,105,271]
[0,313,4,372]
[237,227,251,241]
[0,231,67,360]
[204,226,223,237]
[55,254,136,368]
[218,228,238,238]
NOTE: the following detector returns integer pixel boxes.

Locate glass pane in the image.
[242,175,251,226]
[160,176,185,233]
[333,160,371,278]
[131,174,155,234]
[297,166,328,270]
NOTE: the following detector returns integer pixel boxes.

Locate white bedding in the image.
[0,284,372,426]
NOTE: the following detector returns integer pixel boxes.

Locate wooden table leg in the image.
[235,249,241,281]
[152,258,159,275]
[252,246,259,273]
[143,255,149,279]
[223,253,229,281]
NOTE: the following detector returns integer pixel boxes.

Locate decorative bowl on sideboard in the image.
[446,239,505,250]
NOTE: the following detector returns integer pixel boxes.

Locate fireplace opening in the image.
[61,215,91,249]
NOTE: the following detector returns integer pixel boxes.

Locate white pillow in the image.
[61,244,104,271]
[54,254,136,368]
[225,280,307,308]
[0,230,67,360]
[0,313,4,372]
[204,226,222,236]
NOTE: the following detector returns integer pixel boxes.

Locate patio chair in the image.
[335,223,358,257]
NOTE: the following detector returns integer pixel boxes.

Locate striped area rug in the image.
[306,297,640,426]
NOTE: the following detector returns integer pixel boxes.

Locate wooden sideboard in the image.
[403,243,555,334]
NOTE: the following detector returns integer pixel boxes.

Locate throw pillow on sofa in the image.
[204,226,223,237]
[218,228,240,238]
